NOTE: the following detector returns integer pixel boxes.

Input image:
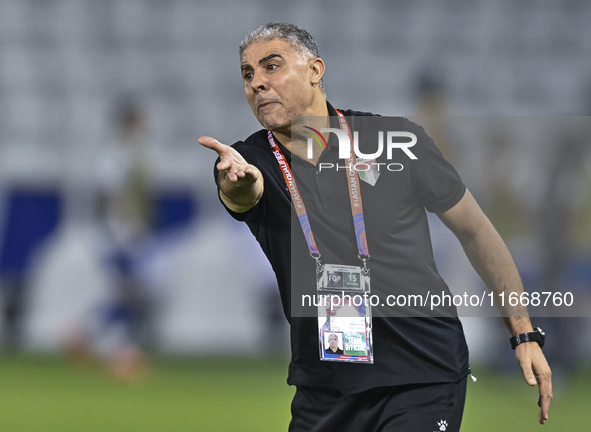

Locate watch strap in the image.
[510,327,545,350]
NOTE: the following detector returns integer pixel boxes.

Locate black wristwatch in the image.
[510,327,545,350]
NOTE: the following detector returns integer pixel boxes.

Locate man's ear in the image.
[309,57,325,86]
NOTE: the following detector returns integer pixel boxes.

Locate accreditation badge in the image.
[316,264,373,364]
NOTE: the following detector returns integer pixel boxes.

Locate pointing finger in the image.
[199,136,228,155]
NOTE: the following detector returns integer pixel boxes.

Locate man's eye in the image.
[243,72,253,80]
[267,64,278,70]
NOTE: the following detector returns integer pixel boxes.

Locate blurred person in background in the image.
[64,97,154,382]
[200,23,553,431]
[414,72,452,161]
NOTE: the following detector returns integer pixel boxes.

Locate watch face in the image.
[535,327,545,347]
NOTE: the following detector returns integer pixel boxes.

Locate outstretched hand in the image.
[199,136,260,183]
[515,342,553,424]
[199,136,263,212]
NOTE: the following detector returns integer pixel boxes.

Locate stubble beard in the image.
[258,111,290,133]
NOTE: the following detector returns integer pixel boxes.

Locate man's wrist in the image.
[503,316,534,337]
[510,327,545,350]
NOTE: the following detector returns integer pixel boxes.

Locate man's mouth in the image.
[258,101,279,111]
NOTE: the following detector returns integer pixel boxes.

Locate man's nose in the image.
[250,71,267,93]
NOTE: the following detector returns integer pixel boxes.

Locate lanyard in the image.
[267,110,369,269]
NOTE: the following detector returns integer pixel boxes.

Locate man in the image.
[325,333,344,355]
[200,23,552,431]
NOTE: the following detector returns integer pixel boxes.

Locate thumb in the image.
[521,364,537,386]
[516,344,538,386]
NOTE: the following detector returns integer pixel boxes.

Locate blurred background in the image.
[0,0,590,430]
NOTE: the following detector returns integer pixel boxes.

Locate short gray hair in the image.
[240,23,319,59]
[240,23,324,94]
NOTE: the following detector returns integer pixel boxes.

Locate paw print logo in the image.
[437,419,448,431]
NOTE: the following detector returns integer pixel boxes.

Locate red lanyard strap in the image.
[267,110,370,264]
[335,109,369,259]
[268,130,320,256]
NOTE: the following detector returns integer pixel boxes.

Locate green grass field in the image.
[0,354,589,431]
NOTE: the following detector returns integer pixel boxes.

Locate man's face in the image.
[240,38,318,131]
[329,335,339,349]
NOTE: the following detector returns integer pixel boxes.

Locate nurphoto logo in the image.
[305,127,418,174]
[305,127,418,161]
